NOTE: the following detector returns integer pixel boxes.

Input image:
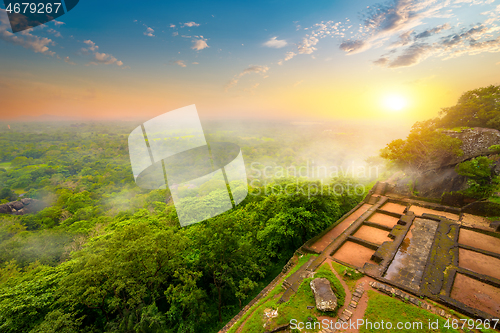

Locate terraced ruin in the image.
[221,182,500,333]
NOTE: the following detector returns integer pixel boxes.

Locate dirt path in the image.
[340,277,375,333]
[321,260,376,333]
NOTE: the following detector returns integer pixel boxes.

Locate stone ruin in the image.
[310,278,337,312]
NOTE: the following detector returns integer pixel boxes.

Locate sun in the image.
[383,95,407,111]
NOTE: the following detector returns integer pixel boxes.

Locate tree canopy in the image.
[380,120,463,174]
[438,85,500,130]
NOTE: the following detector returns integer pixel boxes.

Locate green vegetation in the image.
[456,156,499,198]
[437,85,500,130]
[330,261,363,292]
[361,290,458,333]
[380,119,463,175]
[231,263,344,333]
[0,122,370,333]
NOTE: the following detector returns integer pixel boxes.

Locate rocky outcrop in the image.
[440,128,500,167]
[409,128,500,200]
[415,166,468,198]
[310,278,337,312]
[0,198,46,215]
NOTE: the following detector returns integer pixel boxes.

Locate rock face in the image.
[409,128,500,200]
[440,128,500,167]
[0,198,46,215]
[310,278,337,312]
[415,166,468,198]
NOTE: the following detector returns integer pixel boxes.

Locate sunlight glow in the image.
[383,95,407,111]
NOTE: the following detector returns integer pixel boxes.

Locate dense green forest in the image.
[0,120,380,332]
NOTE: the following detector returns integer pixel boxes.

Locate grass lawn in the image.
[361,290,458,333]
[229,260,345,333]
[330,261,363,292]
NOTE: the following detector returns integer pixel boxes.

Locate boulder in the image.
[310,278,337,312]
[21,198,34,205]
[0,204,12,214]
[8,201,24,210]
[0,199,46,215]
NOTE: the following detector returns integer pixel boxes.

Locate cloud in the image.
[191,38,209,50]
[82,40,123,66]
[339,40,367,54]
[375,21,500,68]
[64,56,76,65]
[182,22,200,28]
[298,36,319,54]
[390,30,413,47]
[53,21,65,26]
[441,26,488,48]
[172,32,178,36]
[94,52,123,66]
[278,51,296,65]
[240,65,269,75]
[47,28,62,38]
[225,65,269,91]
[331,0,500,68]
[83,40,98,51]
[263,37,288,48]
[192,62,199,64]
[362,0,446,35]
[387,43,433,68]
[415,23,450,39]
[170,24,176,28]
[174,60,186,67]
[0,9,56,55]
[337,0,452,56]
[373,57,390,66]
[144,27,155,37]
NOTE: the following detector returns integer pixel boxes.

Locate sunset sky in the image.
[0,0,500,123]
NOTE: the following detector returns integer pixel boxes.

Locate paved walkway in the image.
[384,218,438,291]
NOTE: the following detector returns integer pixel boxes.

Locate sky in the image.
[0,0,500,123]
